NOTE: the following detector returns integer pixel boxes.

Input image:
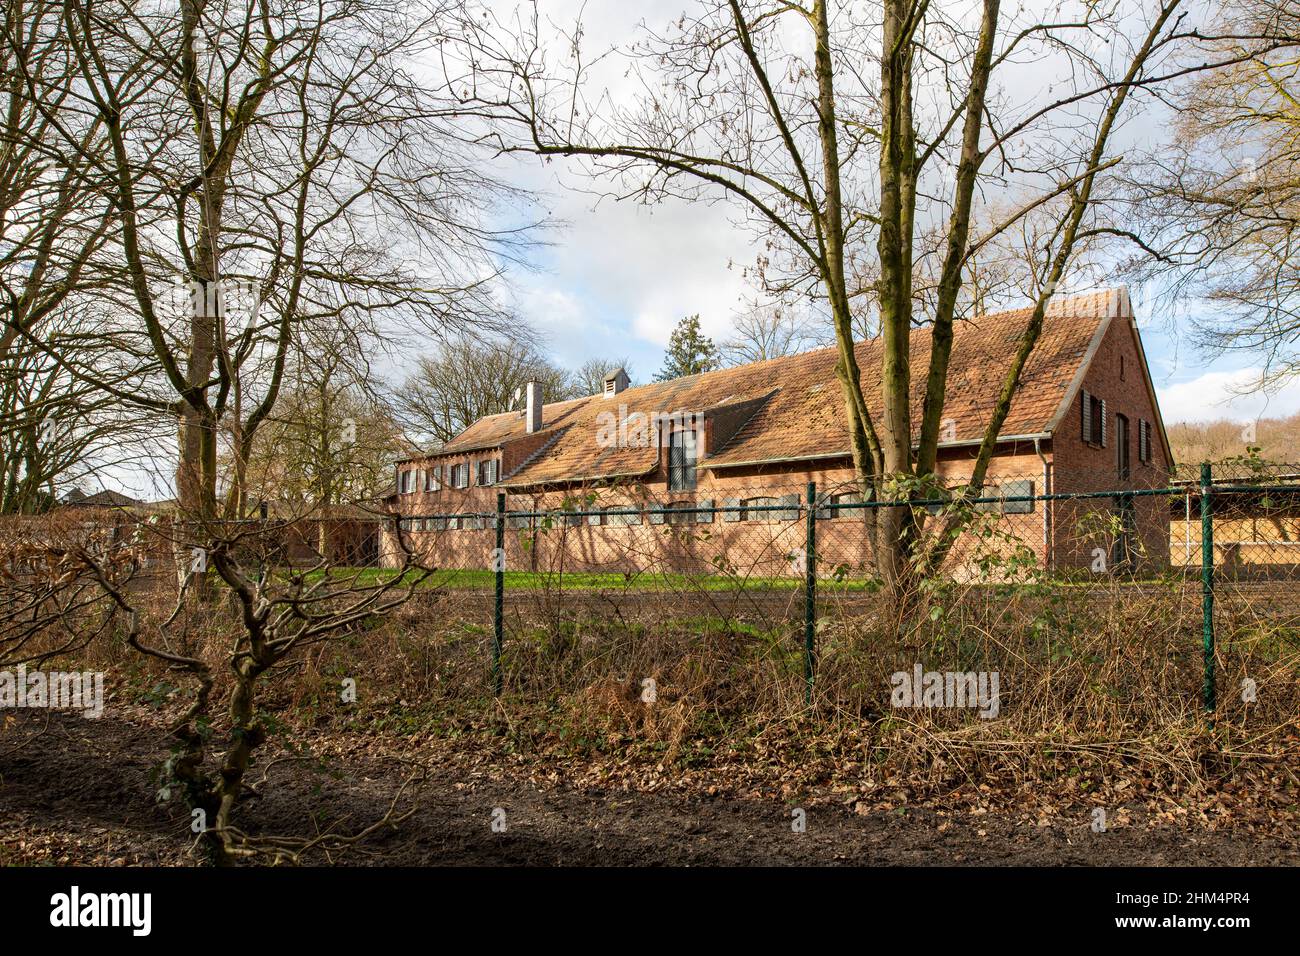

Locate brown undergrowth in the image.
[47,573,1297,832]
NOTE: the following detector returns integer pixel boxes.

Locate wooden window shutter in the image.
[1081,389,1092,444]
[1099,399,1107,447]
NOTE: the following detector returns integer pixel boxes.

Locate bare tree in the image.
[6,0,530,530]
[1168,412,1300,468]
[0,0,154,512]
[395,333,576,445]
[233,331,411,522]
[0,324,161,512]
[457,0,1235,599]
[0,0,535,862]
[721,302,830,365]
[570,356,633,396]
[84,521,434,864]
[1129,0,1300,386]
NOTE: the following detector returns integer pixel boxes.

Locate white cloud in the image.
[477,0,773,373]
[505,177,759,372]
[1156,368,1300,424]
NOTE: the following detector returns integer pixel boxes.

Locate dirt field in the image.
[2,709,1295,866]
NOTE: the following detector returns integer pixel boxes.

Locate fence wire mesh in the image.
[3,464,1298,734]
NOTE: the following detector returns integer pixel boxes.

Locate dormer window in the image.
[602,367,629,398]
[667,428,697,491]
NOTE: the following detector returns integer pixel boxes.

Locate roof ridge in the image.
[530,286,1124,413]
[431,288,1125,476]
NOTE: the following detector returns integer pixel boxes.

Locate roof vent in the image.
[602,367,629,398]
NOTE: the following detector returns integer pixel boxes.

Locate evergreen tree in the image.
[654,315,720,381]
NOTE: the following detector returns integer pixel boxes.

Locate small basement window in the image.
[819,491,863,519]
[999,478,1035,514]
[741,496,777,521]
[665,501,695,526]
[605,507,642,526]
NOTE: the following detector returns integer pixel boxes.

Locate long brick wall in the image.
[385,313,1173,577]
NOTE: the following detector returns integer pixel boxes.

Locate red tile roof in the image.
[430,289,1124,487]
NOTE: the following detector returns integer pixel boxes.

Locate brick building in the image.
[383,288,1173,576]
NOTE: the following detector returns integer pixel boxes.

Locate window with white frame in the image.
[424,465,441,492]
[476,458,500,486]
[399,469,416,494]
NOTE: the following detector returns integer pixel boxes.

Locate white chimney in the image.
[525,380,542,433]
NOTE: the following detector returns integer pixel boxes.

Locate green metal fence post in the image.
[1200,462,1215,716]
[804,481,817,707]
[493,491,505,697]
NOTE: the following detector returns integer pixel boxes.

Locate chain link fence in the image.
[366,465,1300,723]
[4,464,1298,729]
